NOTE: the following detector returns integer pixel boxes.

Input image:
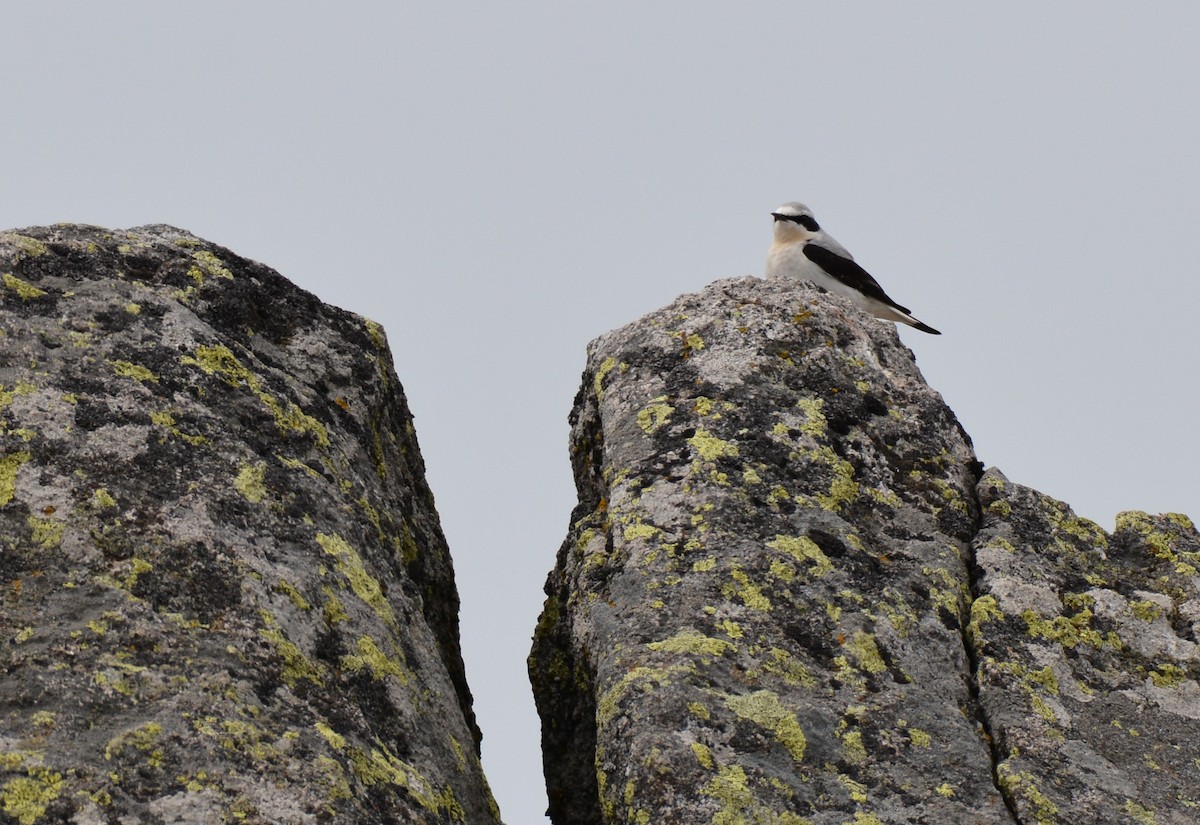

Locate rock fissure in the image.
[961,485,1025,825]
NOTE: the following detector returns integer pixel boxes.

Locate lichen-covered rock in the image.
[971,470,1200,823]
[530,277,1009,824]
[0,226,500,824]
[531,275,1200,825]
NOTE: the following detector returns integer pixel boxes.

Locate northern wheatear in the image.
[765,202,940,335]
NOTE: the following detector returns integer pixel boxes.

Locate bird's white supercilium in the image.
[765,202,940,335]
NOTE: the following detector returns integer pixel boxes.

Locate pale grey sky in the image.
[5,5,1198,822]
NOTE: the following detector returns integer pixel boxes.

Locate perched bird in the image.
[765,202,940,335]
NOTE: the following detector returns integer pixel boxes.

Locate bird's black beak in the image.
[771,213,784,222]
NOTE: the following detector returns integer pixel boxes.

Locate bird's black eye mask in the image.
[772,213,820,232]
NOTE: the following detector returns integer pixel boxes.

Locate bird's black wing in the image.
[802,243,910,313]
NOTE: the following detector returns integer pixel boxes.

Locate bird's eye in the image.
[796,215,819,232]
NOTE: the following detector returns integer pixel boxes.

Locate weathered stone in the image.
[530,276,1200,824]
[972,470,1200,823]
[530,277,1007,824]
[0,226,500,824]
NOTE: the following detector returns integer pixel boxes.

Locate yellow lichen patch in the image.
[110,360,158,384]
[668,330,705,357]
[879,593,919,637]
[234,462,267,503]
[1149,663,1187,688]
[646,628,734,659]
[795,397,827,437]
[2,273,47,300]
[966,595,1004,645]
[0,382,37,412]
[1123,800,1160,824]
[636,398,674,434]
[340,635,410,684]
[716,620,742,640]
[1060,515,1108,547]
[449,735,468,772]
[688,428,738,461]
[1022,606,1108,650]
[864,486,902,508]
[121,557,153,590]
[1129,600,1162,622]
[104,722,165,767]
[317,723,465,818]
[0,452,32,506]
[931,477,969,515]
[259,610,326,687]
[935,783,956,798]
[191,250,234,280]
[1165,513,1195,531]
[1026,666,1059,696]
[275,579,311,611]
[92,488,117,510]
[321,587,349,626]
[757,647,815,687]
[997,765,1059,825]
[182,344,328,447]
[769,559,796,582]
[725,690,807,761]
[315,720,347,750]
[363,319,387,352]
[809,447,860,511]
[700,763,753,818]
[700,764,814,825]
[847,812,884,825]
[1,767,63,825]
[7,234,49,257]
[690,741,714,769]
[988,498,1013,517]
[594,356,617,398]
[597,665,686,727]
[767,535,832,578]
[623,523,660,542]
[149,410,206,446]
[25,516,63,550]
[277,453,322,478]
[724,568,772,611]
[844,632,887,674]
[907,728,931,748]
[924,565,965,620]
[316,533,397,629]
[840,732,868,766]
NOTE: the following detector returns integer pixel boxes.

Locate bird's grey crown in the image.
[771,202,811,217]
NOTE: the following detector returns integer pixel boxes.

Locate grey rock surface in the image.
[0,226,500,824]
[530,276,1199,824]
[972,470,1200,823]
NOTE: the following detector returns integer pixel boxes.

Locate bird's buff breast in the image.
[767,242,826,282]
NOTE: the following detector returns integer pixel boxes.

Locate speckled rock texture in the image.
[0,226,500,825]
[971,470,1200,823]
[529,276,1199,825]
